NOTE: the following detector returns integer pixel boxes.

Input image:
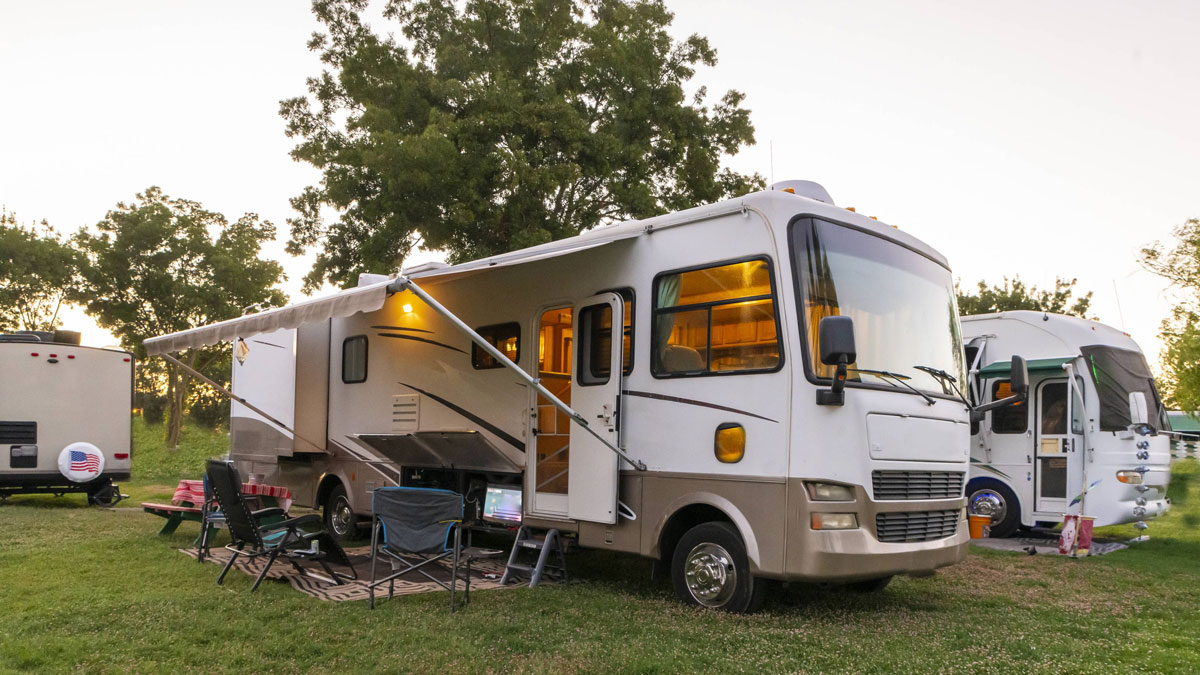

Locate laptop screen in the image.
[482,486,523,523]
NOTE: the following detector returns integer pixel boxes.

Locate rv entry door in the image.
[568,292,624,524]
[1035,378,1083,514]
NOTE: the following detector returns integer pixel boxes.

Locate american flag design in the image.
[70,450,101,474]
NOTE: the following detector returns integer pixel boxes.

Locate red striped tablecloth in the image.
[172,479,293,512]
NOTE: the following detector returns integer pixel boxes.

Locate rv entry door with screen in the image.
[1035,379,1083,514]
[568,293,624,524]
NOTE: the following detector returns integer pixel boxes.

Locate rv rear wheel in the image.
[967,479,1020,538]
[671,522,766,613]
[323,485,357,542]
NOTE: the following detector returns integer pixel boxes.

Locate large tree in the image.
[1142,218,1200,409]
[282,0,764,290]
[956,276,1093,318]
[74,187,288,447]
[0,209,81,333]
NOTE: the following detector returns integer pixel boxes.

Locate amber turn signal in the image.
[714,423,745,463]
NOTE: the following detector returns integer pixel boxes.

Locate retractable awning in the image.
[143,228,641,356]
[977,356,1076,378]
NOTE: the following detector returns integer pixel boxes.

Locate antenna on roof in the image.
[1112,279,1126,331]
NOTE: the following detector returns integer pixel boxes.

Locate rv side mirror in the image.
[1009,355,1028,397]
[1129,391,1149,427]
[819,316,856,366]
[816,316,855,406]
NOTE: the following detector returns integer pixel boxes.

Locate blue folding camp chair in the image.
[368,487,500,611]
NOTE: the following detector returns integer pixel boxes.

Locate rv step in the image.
[500,526,568,588]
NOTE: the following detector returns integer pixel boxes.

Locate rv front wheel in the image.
[846,576,892,593]
[671,522,765,613]
[967,479,1020,538]
[323,485,357,542]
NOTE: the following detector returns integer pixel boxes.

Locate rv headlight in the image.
[1116,471,1144,485]
[811,513,858,530]
[806,482,855,501]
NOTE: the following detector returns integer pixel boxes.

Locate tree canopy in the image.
[282,0,764,290]
[956,276,1093,318]
[1142,218,1200,409]
[74,187,288,445]
[0,209,81,333]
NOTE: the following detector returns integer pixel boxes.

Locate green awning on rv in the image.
[977,356,1075,378]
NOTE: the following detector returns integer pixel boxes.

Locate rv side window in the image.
[651,258,782,377]
[578,303,613,385]
[342,335,368,383]
[991,380,1027,433]
[472,323,520,369]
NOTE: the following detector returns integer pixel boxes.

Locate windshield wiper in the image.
[914,365,971,406]
[849,368,936,406]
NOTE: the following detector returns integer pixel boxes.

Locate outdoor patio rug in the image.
[180,546,530,602]
[970,533,1127,557]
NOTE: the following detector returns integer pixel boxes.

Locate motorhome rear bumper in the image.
[0,472,130,495]
[784,480,968,581]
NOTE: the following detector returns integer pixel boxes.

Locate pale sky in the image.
[2,1,1198,370]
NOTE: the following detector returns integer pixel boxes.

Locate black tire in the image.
[966,478,1020,538]
[87,480,117,507]
[671,521,766,613]
[846,575,892,593]
[323,484,357,543]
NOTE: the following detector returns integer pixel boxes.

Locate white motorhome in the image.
[963,312,1171,537]
[147,181,975,612]
[0,330,132,505]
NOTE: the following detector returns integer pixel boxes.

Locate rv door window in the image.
[472,322,521,370]
[990,380,1027,434]
[651,258,782,377]
[578,303,613,386]
[341,335,368,383]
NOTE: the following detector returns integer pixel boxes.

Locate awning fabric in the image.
[143,230,641,355]
[143,279,391,355]
[977,356,1075,378]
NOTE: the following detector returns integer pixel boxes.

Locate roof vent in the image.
[402,261,450,275]
[769,180,834,205]
[357,273,390,287]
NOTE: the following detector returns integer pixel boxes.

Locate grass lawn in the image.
[3,419,1200,672]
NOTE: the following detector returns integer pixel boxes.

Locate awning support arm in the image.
[158,352,327,453]
[390,275,647,471]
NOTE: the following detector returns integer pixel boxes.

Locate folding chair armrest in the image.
[252,507,287,520]
[259,513,321,535]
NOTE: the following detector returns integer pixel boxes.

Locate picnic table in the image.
[142,478,293,537]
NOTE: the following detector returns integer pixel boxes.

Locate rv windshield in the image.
[791,217,966,397]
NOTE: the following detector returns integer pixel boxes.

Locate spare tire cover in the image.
[57,442,105,483]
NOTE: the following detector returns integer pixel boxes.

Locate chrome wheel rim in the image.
[968,489,1007,525]
[684,542,737,607]
[330,497,353,536]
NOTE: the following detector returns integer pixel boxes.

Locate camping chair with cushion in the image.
[196,474,225,563]
[206,459,357,592]
[368,487,500,611]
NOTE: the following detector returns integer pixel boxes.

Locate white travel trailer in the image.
[147,181,976,612]
[0,330,132,505]
[963,312,1171,537]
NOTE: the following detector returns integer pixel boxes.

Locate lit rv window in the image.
[651,258,782,377]
[578,303,613,386]
[991,380,1026,434]
[472,323,520,370]
[342,335,368,383]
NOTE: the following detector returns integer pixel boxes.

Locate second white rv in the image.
[963,312,1171,537]
[148,181,977,612]
[1,330,133,505]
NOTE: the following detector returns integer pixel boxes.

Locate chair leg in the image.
[217,550,239,585]
[369,519,378,610]
[317,558,344,585]
[450,527,461,613]
[251,549,280,592]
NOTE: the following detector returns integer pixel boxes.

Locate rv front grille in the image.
[872,471,964,500]
[875,509,960,543]
[0,421,37,445]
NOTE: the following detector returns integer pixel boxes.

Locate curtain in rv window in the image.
[651,258,782,376]
[472,323,521,370]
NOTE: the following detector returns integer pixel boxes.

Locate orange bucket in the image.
[968,515,991,539]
